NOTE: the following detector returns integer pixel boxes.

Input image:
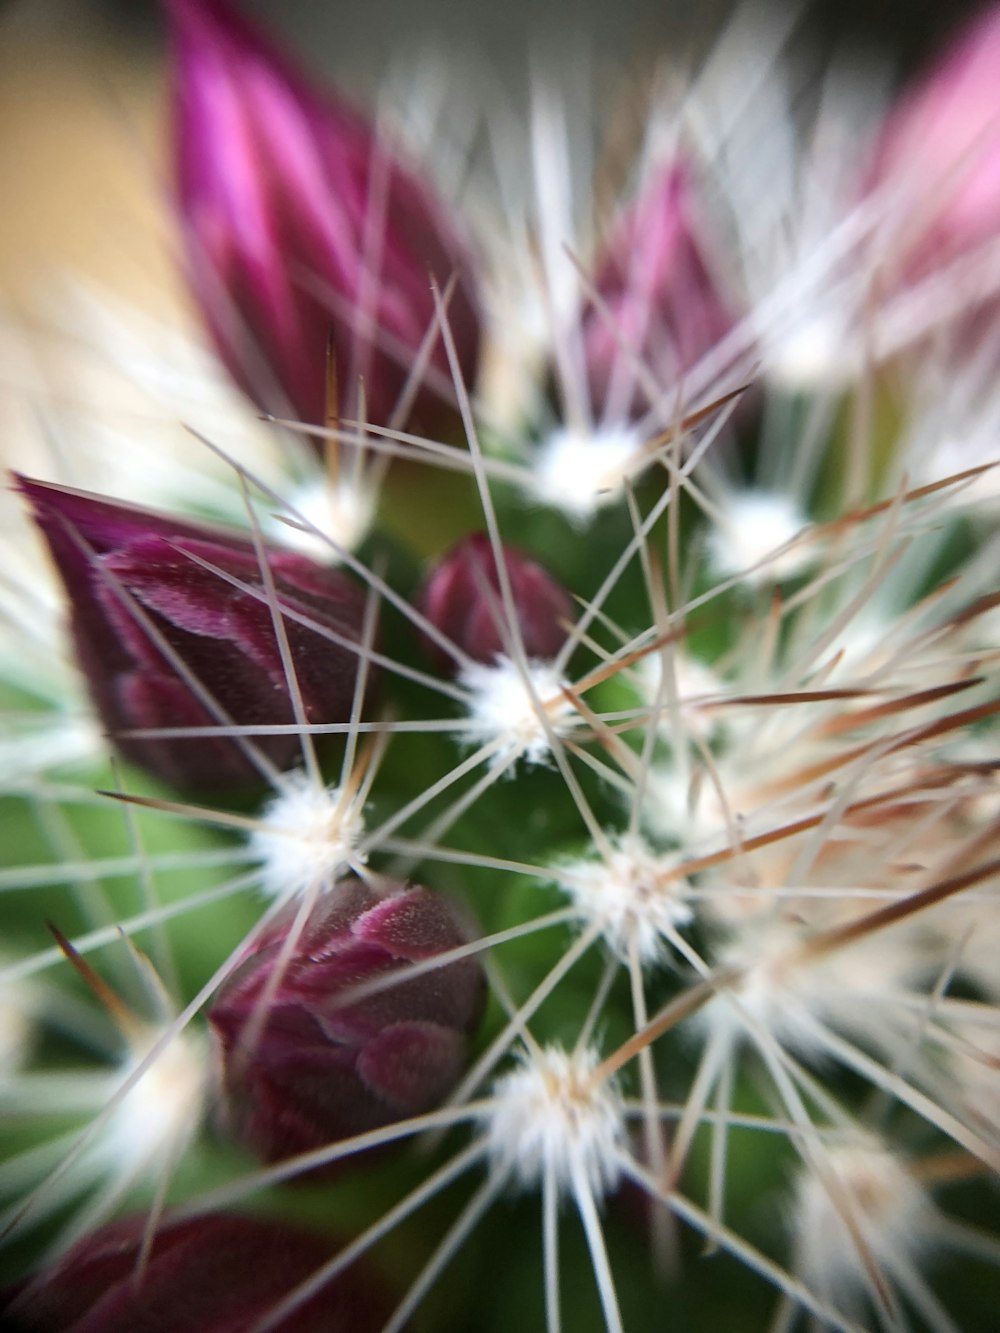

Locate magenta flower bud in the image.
[581,160,734,422]
[168,0,481,433]
[209,879,486,1164]
[2,1211,391,1331]
[417,532,575,672]
[866,5,1000,289]
[18,476,371,790]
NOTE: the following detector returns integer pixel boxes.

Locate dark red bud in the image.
[1,1211,392,1332]
[417,532,575,672]
[18,475,373,791]
[209,879,486,1165]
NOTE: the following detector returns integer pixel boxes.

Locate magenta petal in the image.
[168,0,481,432]
[865,4,1000,293]
[353,887,475,959]
[581,160,734,423]
[114,670,260,789]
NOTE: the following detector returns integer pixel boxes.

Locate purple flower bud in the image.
[168,0,481,433]
[2,1211,391,1332]
[18,476,371,790]
[581,160,734,422]
[209,879,486,1164]
[866,5,1000,291]
[417,532,575,672]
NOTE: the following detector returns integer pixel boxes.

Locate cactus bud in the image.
[168,0,481,433]
[581,160,734,422]
[209,879,486,1164]
[18,476,371,790]
[867,5,1000,292]
[1,1211,391,1331]
[417,531,575,672]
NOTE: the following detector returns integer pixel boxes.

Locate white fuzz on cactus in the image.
[485,1046,627,1199]
[101,1025,207,1187]
[546,835,693,965]
[531,426,646,522]
[789,1141,943,1324]
[458,656,581,769]
[250,769,369,902]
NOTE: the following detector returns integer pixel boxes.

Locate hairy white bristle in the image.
[530,425,644,522]
[249,769,367,900]
[707,489,813,583]
[551,834,692,964]
[486,1046,625,1198]
[459,656,580,768]
[0,974,35,1076]
[104,1026,207,1179]
[951,1027,1000,1131]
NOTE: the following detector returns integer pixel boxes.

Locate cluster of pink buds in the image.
[3,0,1000,1330]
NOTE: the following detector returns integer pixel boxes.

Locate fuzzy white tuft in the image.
[637,649,727,744]
[273,474,377,561]
[249,769,367,901]
[459,656,580,768]
[707,489,814,583]
[701,915,928,1069]
[793,1140,934,1297]
[104,1026,207,1179]
[760,304,858,392]
[530,425,645,522]
[486,1045,625,1198]
[639,758,728,848]
[551,834,692,964]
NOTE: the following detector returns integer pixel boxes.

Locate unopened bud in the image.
[1,1211,391,1331]
[417,532,574,672]
[210,878,486,1164]
[866,5,1000,295]
[581,160,734,422]
[19,476,372,790]
[169,0,481,433]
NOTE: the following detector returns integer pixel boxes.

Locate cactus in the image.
[1,2,999,1331]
